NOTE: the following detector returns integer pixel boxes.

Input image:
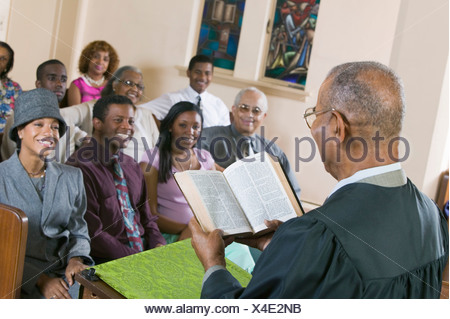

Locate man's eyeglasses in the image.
[119,79,145,91]
[303,106,336,128]
[237,104,264,115]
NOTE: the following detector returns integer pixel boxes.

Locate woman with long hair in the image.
[140,101,210,242]
[140,102,255,272]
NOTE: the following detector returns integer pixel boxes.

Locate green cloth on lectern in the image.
[162,233,255,273]
[93,239,252,299]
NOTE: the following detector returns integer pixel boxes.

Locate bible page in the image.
[224,152,298,233]
[183,171,253,235]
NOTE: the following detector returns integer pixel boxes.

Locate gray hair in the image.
[322,61,405,138]
[101,65,143,98]
[234,87,268,113]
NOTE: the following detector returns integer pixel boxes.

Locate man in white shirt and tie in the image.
[140,55,230,128]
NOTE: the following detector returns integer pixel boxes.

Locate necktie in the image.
[112,155,144,251]
[239,137,254,159]
[197,95,202,110]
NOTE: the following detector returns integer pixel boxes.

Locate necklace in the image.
[84,74,105,86]
[27,164,46,177]
[173,150,193,172]
[30,169,46,193]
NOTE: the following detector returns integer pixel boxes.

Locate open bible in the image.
[174,152,303,237]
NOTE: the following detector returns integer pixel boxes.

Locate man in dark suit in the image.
[199,86,301,200]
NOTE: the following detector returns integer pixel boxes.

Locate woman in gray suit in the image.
[0,88,93,299]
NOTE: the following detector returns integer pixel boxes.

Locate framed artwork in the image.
[0,0,12,41]
[196,0,246,71]
[264,0,320,88]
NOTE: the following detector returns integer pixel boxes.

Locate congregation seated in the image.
[1,36,446,301]
[67,40,119,106]
[0,88,93,299]
[1,59,68,160]
[67,95,166,265]
[140,101,256,273]
[60,65,159,163]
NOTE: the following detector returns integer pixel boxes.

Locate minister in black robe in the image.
[188,61,449,299]
[199,171,448,298]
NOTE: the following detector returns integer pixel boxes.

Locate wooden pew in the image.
[436,170,449,299]
[0,204,28,299]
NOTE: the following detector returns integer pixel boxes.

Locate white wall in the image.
[0,0,12,40]
[5,0,449,205]
[389,0,449,196]
[277,0,403,203]
[6,0,60,87]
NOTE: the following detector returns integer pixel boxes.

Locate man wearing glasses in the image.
[199,86,301,200]
[190,62,448,298]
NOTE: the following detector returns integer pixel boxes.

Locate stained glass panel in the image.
[264,0,320,88]
[196,0,246,70]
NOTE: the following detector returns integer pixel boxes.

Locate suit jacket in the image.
[66,142,166,262]
[0,152,93,295]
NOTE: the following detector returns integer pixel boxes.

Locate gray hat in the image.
[9,88,67,143]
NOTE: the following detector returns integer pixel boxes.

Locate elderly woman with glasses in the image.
[57,65,159,163]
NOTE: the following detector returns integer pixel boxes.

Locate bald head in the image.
[320,61,405,139]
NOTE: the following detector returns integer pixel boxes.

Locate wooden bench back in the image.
[0,203,28,299]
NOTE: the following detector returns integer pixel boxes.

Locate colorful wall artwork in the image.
[196,0,246,70]
[264,0,320,88]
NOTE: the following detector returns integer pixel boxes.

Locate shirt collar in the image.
[328,162,402,197]
[230,124,257,139]
[187,85,207,98]
[81,140,123,165]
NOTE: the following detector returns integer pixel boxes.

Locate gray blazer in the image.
[0,152,93,295]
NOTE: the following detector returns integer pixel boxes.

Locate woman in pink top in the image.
[140,102,256,272]
[140,102,214,243]
[140,102,255,273]
[67,40,119,106]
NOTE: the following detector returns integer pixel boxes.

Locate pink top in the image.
[72,77,104,103]
[141,147,215,224]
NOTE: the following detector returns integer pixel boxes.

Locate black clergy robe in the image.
[201,174,449,298]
